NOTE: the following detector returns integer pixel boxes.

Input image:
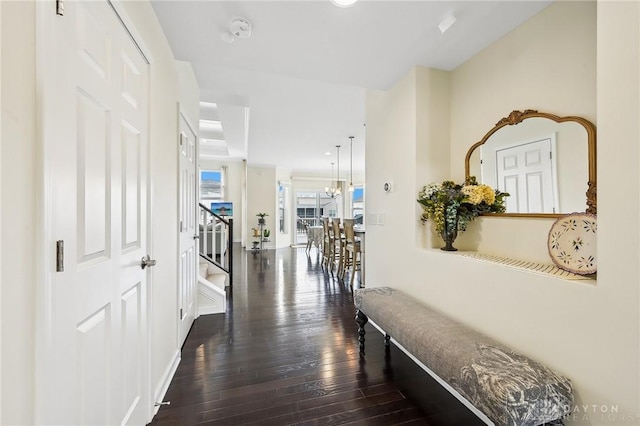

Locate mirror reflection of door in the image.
[483,136,559,213]
[466,111,594,215]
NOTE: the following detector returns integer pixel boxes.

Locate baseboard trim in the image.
[152,349,181,416]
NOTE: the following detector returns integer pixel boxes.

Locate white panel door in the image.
[496,138,557,213]
[39,1,150,424]
[178,114,197,347]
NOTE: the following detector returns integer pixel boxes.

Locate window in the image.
[278,182,290,234]
[200,170,224,202]
[351,186,365,224]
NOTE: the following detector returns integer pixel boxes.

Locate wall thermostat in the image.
[383,182,393,193]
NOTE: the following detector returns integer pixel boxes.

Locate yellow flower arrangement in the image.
[462,183,496,205]
[417,177,509,244]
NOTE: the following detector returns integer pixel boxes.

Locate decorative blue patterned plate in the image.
[547,213,597,275]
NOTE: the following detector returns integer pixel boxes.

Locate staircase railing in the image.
[198,203,233,287]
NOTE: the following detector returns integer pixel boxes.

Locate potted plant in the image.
[263,229,271,240]
[256,212,268,224]
[417,176,508,251]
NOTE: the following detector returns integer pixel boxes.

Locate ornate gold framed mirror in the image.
[465,110,596,218]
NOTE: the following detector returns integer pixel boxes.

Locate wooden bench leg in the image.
[355,309,368,353]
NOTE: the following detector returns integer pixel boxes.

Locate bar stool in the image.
[320,217,332,269]
[330,218,345,277]
[343,218,361,288]
[302,221,311,252]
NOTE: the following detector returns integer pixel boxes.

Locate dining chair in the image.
[320,217,332,269]
[343,218,361,288]
[302,221,312,253]
[330,218,345,277]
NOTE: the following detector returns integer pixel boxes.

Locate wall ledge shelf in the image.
[431,250,596,283]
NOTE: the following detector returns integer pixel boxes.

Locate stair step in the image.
[197,276,226,315]
[199,260,226,275]
[199,260,228,290]
[205,273,227,289]
[199,262,209,277]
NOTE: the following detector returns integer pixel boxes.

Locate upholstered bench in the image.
[354,287,573,426]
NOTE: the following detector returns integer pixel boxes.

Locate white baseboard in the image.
[152,349,181,416]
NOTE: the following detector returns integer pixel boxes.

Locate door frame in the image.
[34,0,155,423]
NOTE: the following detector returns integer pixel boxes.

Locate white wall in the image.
[366,66,450,285]
[0,1,3,419]
[176,60,199,128]
[595,0,640,420]
[246,165,276,249]
[366,2,639,424]
[450,0,597,261]
[1,2,36,424]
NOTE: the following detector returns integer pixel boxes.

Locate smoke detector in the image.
[231,18,252,38]
[221,17,252,43]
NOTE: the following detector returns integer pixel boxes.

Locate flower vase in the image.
[440,219,459,252]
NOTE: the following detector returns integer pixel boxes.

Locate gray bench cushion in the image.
[354,287,572,426]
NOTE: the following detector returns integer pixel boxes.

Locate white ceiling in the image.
[151,0,552,175]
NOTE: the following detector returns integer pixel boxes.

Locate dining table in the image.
[306,225,324,252]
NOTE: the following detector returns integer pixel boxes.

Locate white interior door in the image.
[39,1,150,424]
[495,138,557,213]
[178,113,197,347]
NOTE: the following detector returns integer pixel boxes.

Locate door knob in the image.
[141,255,157,270]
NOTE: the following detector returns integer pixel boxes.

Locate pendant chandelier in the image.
[325,145,342,198]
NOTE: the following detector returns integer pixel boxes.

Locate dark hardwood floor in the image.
[150,245,481,426]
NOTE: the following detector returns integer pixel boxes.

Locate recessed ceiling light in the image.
[325,152,332,156]
[200,120,223,131]
[438,14,457,34]
[331,0,358,8]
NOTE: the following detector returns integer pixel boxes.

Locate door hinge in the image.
[56,240,64,272]
[179,134,184,146]
[180,308,184,320]
[56,0,64,16]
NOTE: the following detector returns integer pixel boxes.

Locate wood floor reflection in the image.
[150,246,479,426]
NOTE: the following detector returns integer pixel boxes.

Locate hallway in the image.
[151,246,478,425]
